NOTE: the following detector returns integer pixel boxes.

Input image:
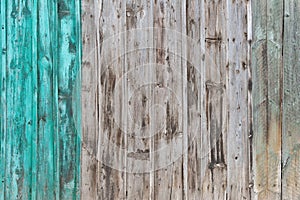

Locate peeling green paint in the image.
[0,0,81,199]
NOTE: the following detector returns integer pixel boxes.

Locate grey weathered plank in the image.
[124,0,153,199]
[282,0,300,199]
[201,0,228,199]
[252,0,283,199]
[186,0,202,199]
[81,0,99,198]
[96,0,127,199]
[226,0,251,199]
[152,0,185,199]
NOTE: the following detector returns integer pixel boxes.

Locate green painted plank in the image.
[4,0,37,199]
[36,0,56,199]
[30,0,38,199]
[1,0,81,199]
[0,0,7,199]
[282,0,300,199]
[252,0,283,199]
[57,0,81,199]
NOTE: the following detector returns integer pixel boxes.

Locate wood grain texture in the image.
[282,0,300,199]
[97,0,127,199]
[81,0,251,199]
[0,0,81,199]
[227,0,251,199]
[81,0,99,198]
[201,0,228,199]
[152,1,185,199]
[252,0,283,199]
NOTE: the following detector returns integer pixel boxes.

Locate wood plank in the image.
[201,0,228,199]
[81,0,99,198]
[3,0,37,199]
[125,0,153,199]
[57,0,81,198]
[36,0,57,198]
[282,0,300,199]
[226,0,251,199]
[252,0,283,199]
[152,0,185,199]
[0,0,7,198]
[186,0,202,199]
[96,0,127,199]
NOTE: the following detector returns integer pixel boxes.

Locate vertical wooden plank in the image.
[125,0,153,199]
[226,0,250,199]
[0,0,7,199]
[36,0,57,198]
[252,0,283,199]
[185,0,204,199]
[201,0,228,199]
[282,0,300,199]
[81,0,99,198]
[152,0,185,199]
[52,1,60,199]
[4,0,37,199]
[57,0,81,199]
[96,0,127,199]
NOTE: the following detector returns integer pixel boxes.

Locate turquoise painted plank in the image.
[57,0,81,199]
[4,0,37,199]
[0,0,7,199]
[0,0,81,199]
[36,0,56,199]
[30,1,38,199]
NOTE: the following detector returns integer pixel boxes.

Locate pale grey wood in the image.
[200,0,228,199]
[81,0,99,199]
[282,0,300,199]
[96,0,127,199]
[186,0,202,199]
[226,0,251,199]
[81,0,253,199]
[152,1,185,199]
[125,0,153,199]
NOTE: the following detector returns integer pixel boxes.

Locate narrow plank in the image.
[282,0,300,199]
[81,0,99,198]
[152,0,185,199]
[52,1,60,198]
[96,0,127,199]
[185,0,202,199]
[201,0,228,199]
[226,0,250,199]
[0,0,7,198]
[125,0,153,199]
[57,0,81,199]
[252,0,283,199]
[36,0,56,198]
[4,0,37,199]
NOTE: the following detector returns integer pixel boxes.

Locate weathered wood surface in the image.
[1,0,300,199]
[0,0,81,199]
[252,0,283,199]
[282,0,300,199]
[81,0,251,199]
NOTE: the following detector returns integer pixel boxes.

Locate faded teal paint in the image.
[0,0,81,199]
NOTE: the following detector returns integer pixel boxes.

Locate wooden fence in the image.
[1,0,300,199]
